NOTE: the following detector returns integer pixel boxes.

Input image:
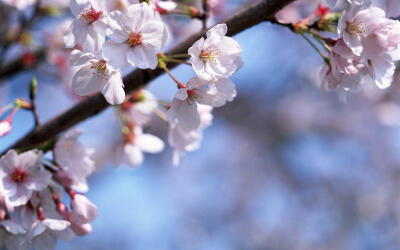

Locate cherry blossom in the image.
[189,23,242,81]
[0,150,51,207]
[63,0,109,52]
[360,19,400,89]
[70,49,125,105]
[319,39,367,100]
[169,105,213,166]
[70,194,98,225]
[115,126,164,167]
[167,77,236,131]
[0,119,12,137]
[125,90,158,126]
[338,5,387,56]
[54,129,96,193]
[103,3,169,70]
[26,218,71,250]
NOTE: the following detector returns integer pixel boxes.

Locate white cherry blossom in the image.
[189,23,242,81]
[319,39,367,100]
[115,126,164,167]
[70,49,125,105]
[26,218,71,250]
[125,90,158,126]
[0,150,51,207]
[361,28,397,89]
[167,77,236,131]
[63,0,109,52]
[338,5,387,56]
[169,105,213,166]
[54,129,96,193]
[103,3,169,70]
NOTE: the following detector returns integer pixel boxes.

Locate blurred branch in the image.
[0,0,42,66]
[1,0,296,154]
[0,49,45,80]
[202,0,210,30]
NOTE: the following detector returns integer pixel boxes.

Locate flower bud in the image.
[71,194,98,224]
[71,222,92,236]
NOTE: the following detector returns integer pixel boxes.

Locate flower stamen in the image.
[90,60,109,80]
[128,32,142,47]
[200,48,222,63]
[12,169,28,183]
[80,6,102,24]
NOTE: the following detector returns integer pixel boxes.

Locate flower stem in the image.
[305,30,331,52]
[300,33,328,62]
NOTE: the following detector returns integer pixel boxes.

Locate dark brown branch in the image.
[202,0,210,30]
[1,0,295,154]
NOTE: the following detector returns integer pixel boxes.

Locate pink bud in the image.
[71,194,98,225]
[0,120,12,137]
[0,209,5,220]
[70,222,92,236]
[0,108,18,138]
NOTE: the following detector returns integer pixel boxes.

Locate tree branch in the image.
[1,0,295,154]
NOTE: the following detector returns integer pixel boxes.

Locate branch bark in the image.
[1,0,295,154]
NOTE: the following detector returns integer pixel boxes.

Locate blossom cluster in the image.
[276,0,400,100]
[320,0,400,99]
[59,0,242,166]
[0,129,97,249]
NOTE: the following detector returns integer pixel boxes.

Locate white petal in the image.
[72,64,106,96]
[101,71,125,105]
[127,46,158,69]
[136,134,165,153]
[102,41,130,69]
[70,0,91,17]
[124,144,144,167]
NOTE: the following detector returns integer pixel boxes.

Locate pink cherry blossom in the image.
[338,5,387,56]
[70,194,98,225]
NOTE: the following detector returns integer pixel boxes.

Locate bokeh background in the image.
[2,0,400,249]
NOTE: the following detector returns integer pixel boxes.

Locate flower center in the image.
[186,89,198,104]
[12,168,28,183]
[346,21,366,35]
[128,32,142,47]
[200,48,222,63]
[80,6,102,24]
[90,60,109,80]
